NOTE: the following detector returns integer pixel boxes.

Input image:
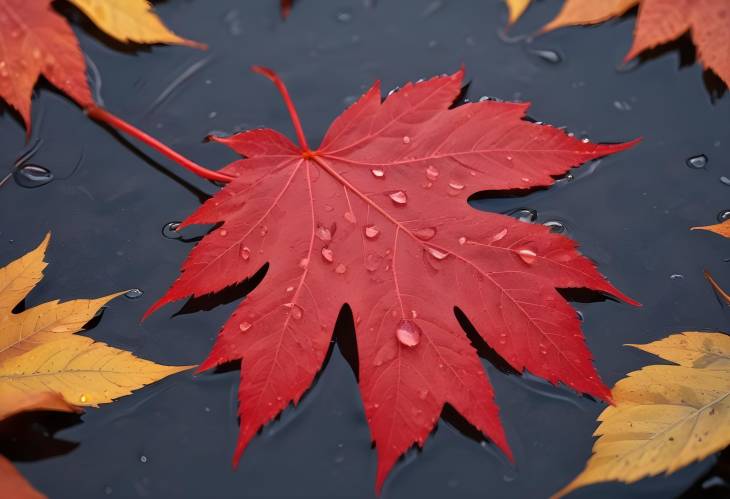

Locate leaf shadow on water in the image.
[627,33,727,101]
[0,411,82,461]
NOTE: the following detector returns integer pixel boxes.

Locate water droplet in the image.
[670,273,684,280]
[336,10,352,22]
[508,208,537,223]
[162,222,181,239]
[448,181,465,191]
[686,154,708,169]
[219,229,228,237]
[489,228,508,243]
[288,303,303,320]
[402,136,411,144]
[364,225,380,239]
[425,246,449,260]
[315,224,332,242]
[140,455,148,463]
[299,258,310,269]
[286,286,294,293]
[321,247,334,263]
[414,227,436,241]
[344,211,357,224]
[425,165,439,181]
[239,322,252,331]
[239,245,251,260]
[720,176,730,186]
[529,48,562,64]
[576,311,584,321]
[516,247,537,264]
[543,220,566,234]
[613,100,632,111]
[124,289,144,299]
[538,343,548,355]
[371,168,385,178]
[389,191,407,205]
[395,320,422,347]
[717,210,730,223]
[458,236,467,245]
[498,333,507,345]
[365,253,382,272]
[79,394,88,403]
[260,225,269,236]
[14,165,53,188]
[335,263,347,274]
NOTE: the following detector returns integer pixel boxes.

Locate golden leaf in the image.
[0,233,194,407]
[554,332,730,498]
[505,0,531,24]
[692,220,730,238]
[66,0,205,48]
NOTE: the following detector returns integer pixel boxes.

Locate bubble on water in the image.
[14,165,53,188]
[670,274,684,280]
[720,176,730,186]
[389,190,408,205]
[140,455,148,463]
[529,48,562,64]
[162,222,182,239]
[124,289,144,299]
[686,154,708,169]
[717,210,730,223]
[395,320,422,347]
[508,208,537,223]
[543,220,566,234]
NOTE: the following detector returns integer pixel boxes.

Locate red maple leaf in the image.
[146,66,639,490]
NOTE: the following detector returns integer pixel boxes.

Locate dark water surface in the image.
[1,1,729,498]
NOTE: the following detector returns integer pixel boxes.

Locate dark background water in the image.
[0,0,729,498]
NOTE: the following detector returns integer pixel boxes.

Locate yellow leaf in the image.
[505,0,531,24]
[692,220,730,238]
[542,0,639,32]
[0,335,192,407]
[0,234,193,407]
[553,332,730,498]
[66,0,205,48]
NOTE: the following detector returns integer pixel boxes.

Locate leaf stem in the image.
[251,66,310,152]
[85,106,234,183]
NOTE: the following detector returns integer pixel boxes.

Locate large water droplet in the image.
[425,165,439,181]
[124,289,144,299]
[315,224,332,242]
[14,165,53,188]
[321,247,334,263]
[686,154,708,169]
[162,222,181,239]
[389,191,408,205]
[395,320,422,347]
[516,247,537,264]
[718,210,730,223]
[425,246,449,260]
[414,227,436,241]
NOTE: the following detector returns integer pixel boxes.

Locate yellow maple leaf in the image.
[66,0,204,48]
[553,331,730,498]
[505,0,638,29]
[0,233,193,407]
